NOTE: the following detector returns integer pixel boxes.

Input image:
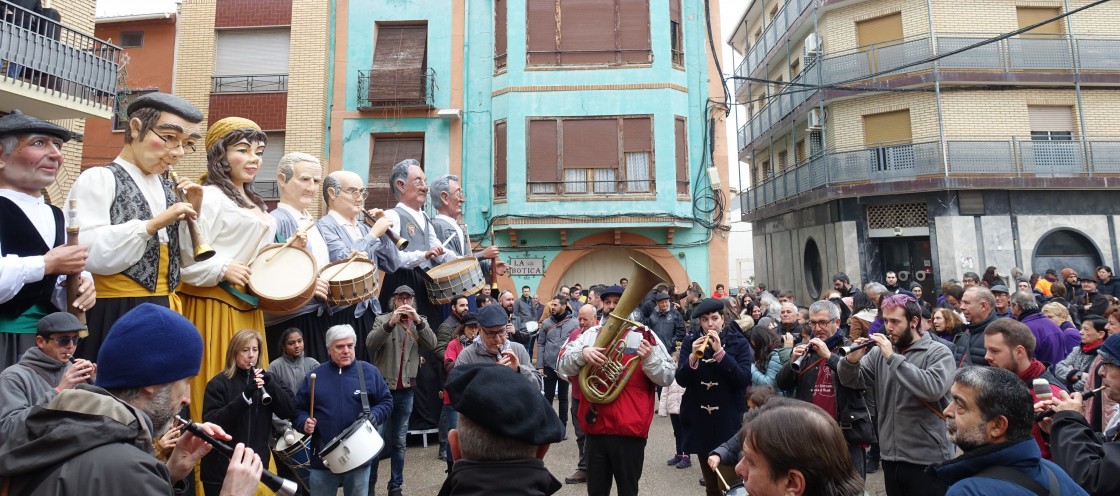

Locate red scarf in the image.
[1082,340,1104,354]
[1017,359,1047,382]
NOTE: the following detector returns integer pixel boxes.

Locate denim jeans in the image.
[371,388,413,491]
[438,403,457,455]
[310,466,369,496]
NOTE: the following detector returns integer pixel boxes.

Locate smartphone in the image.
[1032,378,1053,402]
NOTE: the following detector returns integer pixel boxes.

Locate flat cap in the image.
[126,92,203,122]
[477,304,508,328]
[459,311,479,327]
[654,292,670,301]
[693,297,724,318]
[36,312,84,336]
[0,110,70,142]
[599,285,624,299]
[392,285,415,296]
[990,284,1010,294]
[446,363,564,446]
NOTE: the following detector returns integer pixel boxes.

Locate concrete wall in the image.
[751,219,860,302]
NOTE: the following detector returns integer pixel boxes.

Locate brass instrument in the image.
[63,199,87,333]
[693,334,711,360]
[578,253,671,405]
[165,165,215,261]
[361,208,408,250]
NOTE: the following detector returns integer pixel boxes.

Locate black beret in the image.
[447,363,564,446]
[600,285,624,298]
[693,298,724,317]
[0,110,71,142]
[654,292,670,301]
[459,311,479,326]
[126,92,203,123]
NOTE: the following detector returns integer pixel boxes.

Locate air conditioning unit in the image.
[807,108,823,130]
[803,33,821,57]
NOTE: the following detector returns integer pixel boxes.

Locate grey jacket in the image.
[837,332,955,465]
[1055,345,1099,392]
[537,309,578,370]
[0,347,68,445]
[317,211,400,316]
[455,338,541,388]
[367,312,437,389]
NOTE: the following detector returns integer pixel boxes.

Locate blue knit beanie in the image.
[95,304,203,389]
[1098,334,1120,367]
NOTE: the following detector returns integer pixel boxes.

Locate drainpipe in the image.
[926,0,948,177]
[813,4,827,183]
[1063,0,1090,176]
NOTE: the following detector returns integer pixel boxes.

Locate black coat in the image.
[775,343,870,440]
[200,368,294,488]
[437,458,561,496]
[1049,410,1120,496]
[676,322,753,455]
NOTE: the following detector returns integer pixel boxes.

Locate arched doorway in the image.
[1031,229,1103,280]
[554,248,639,291]
[536,232,689,299]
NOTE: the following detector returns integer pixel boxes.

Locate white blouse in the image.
[180,185,276,287]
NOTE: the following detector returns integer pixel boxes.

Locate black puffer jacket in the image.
[953,312,996,367]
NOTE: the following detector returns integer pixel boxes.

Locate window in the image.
[768,4,779,22]
[795,139,805,165]
[495,0,508,70]
[120,30,144,48]
[1028,106,1075,140]
[670,0,683,68]
[366,24,429,107]
[856,13,903,73]
[777,150,788,172]
[1017,7,1063,38]
[253,132,286,199]
[527,116,654,196]
[526,0,651,66]
[863,109,913,172]
[789,58,801,79]
[214,29,290,93]
[494,121,507,198]
[367,136,424,210]
[113,89,158,131]
[675,117,689,195]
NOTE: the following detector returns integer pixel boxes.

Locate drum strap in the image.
[357,362,370,418]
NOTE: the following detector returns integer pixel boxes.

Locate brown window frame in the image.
[526,0,652,67]
[670,0,684,69]
[366,133,425,210]
[494,120,507,199]
[526,115,655,198]
[674,116,689,196]
[495,0,508,71]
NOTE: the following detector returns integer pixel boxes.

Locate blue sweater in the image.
[294,360,392,470]
[931,438,1088,496]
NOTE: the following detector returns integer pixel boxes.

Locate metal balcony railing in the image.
[211,74,288,93]
[741,136,1119,213]
[0,2,121,109]
[736,33,1120,151]
[734,0,815,93]
[357,67,435,109]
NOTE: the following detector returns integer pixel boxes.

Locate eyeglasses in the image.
[152,132,198,155]
[50,336,83,346]
[481,329,508,338]
[809,319,836,328]
[342,187,369,200]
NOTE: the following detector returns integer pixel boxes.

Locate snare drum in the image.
[249,243,318,313]
[321,257,378,306]
[272,431,311,493]
[724,482,747,496]
[320,419,383,474]
[423,257,485,305]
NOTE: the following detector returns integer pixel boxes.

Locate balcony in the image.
[740,136,1120,217]
[737,34,1120,152]
[212,74,288,93]
[733,0,815,95]
[357,67,435,110]
[0,3,121,119]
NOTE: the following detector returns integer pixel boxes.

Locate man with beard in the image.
[776,300,874,476]
[954,287,998,367]
[536,294,578,433]
[833,272,858,298]
[932,367,1086,495]
[498,289,533,348]
[839,294,955,496]
[0,303,261,495]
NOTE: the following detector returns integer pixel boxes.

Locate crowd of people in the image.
[1,98,1118,496]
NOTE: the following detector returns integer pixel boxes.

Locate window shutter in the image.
[675,117,689,195]
[669,0,680,24]
[259,132,285,183]
[559,0,616,64]
[370,25,428,104]
[367,137,424,210]
[619,0,651,64]
[563,119,619,169]
[622,117,651,152]
[494,122,507,197]
[855,13,903,48]
[528,120,559,184]
[495,0,508,67]
[215,29,291,76]
[1028,106,1075,132]
[1017,7,1062,36]
[862,110,912,146]
[527,0,558,65]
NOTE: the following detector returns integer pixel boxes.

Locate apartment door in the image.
[878,236,934,305]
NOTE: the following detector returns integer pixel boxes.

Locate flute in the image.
[174,416,297,496]
[362,208,408,250]
[1035,385,1107,421]
[63,200,87,332]
[836,341,878,356]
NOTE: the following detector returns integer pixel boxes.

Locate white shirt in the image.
[383,203,455,268]
[435,213,466,257]
[0,189,86,306]
[180,185,276,287]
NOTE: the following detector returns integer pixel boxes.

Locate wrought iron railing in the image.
[357,68,436,109]
[527,178,656,196]
[741,136,1118,213]
[0,2,121,108]
[211,74,288,93]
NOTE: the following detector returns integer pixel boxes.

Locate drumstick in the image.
[713,466,731,491]
[309,373,317,420]
[265,221,312,263]
[441,232,456,249]
[329,252,361,278]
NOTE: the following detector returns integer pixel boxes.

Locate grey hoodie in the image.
[0,346,69,445]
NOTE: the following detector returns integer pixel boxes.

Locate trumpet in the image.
[361,208,407,250]
[165,165,215,262]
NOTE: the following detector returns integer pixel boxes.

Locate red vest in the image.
[575,329,657,439]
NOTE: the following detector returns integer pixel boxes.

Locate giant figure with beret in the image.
[178,117,278,422]
[0,111,95,369]
[67,93,204,362]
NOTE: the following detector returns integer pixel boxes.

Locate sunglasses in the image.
[50,336,83,346]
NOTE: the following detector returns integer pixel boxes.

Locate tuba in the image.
[578,253,671,405]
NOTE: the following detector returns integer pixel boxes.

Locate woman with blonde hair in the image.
[201,329,294,496]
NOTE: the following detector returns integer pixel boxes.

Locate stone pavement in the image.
[369,409,887,495]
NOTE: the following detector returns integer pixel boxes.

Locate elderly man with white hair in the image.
[429,173,505,284]
[293,324,393,496]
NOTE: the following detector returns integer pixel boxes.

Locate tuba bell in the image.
[578,253,671,405]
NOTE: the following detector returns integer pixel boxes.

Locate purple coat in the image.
[1058,321,1080,356]
[1019,312,1067,366]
